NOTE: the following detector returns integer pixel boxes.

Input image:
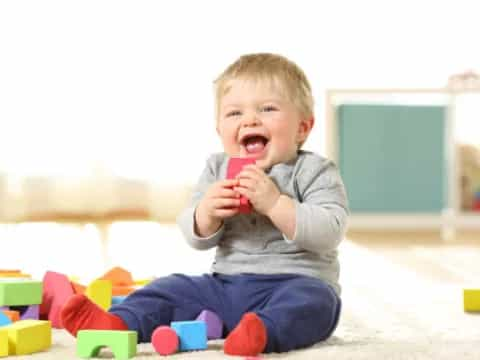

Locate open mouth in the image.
[240,134,269,156]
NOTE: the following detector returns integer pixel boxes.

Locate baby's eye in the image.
[261,105,277,112]
[226,110,242,117]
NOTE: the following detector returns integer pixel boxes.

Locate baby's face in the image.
[217,79,310,169]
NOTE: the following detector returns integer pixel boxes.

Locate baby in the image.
[61,53,348,356]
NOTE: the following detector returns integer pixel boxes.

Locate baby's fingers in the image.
[212,208,239,218]
[213,188,240,199]
[214,198,241,209]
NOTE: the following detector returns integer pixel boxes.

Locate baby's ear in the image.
[297,117,314,143]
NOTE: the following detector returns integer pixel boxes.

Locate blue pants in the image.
[110,273,341,353]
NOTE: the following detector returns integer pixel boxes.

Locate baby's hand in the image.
[234,165,280,216]
[195,179,240,237]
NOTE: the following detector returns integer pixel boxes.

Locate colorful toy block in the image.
[134,278,154,286]
[77,330,137,360]
[2,305,39,321]
[5,320,51,355]
[40,271,74,328]
[0,312,11,327]
[171,320,207,351]
[99,267,135,296]
[112,296,126,305]
[196,310,223,339]
[2,310,19,323]
[151,326,179,355]
[85,279,112,311]
[0,279,42,307]
[0,329,7,357]
[0,270,31,278]
[227,157,256,214]
[463,289,480,311]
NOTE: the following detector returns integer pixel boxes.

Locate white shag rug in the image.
[13,236,480,359]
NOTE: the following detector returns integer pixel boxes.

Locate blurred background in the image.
[1,0,479,282]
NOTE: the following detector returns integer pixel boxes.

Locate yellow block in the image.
[463,289,480,312]
[86,279,112,311]
[0,329,8,357]
[6,320,51,355]
[134,278,154,286]
[0,273,31,278]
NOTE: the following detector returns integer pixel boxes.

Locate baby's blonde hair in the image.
[214,53,314,121]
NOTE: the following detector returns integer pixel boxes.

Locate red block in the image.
[227,157,256,214]
[151,326,179,355]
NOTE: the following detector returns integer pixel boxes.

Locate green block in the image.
[0,279,42,306]
[77,330,137,360]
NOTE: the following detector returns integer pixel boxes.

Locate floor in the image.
[17,229,480,359]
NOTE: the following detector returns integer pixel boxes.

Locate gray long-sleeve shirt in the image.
[177,150,349,295]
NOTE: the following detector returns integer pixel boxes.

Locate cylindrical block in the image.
[151,326,179,355]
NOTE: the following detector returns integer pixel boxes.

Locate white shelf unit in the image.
[325,87,480,239]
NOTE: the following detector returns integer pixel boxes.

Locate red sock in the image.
[60,294,128,337]
[224,312,267,356]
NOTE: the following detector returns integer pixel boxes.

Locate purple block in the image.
[19,304,39,320]
[2,305,39,320]
[195,310,223,340]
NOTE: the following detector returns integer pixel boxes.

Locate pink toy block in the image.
[195,310,223,340]
[151,326,178,356]
[227,157,256,214]
[40,271,74,328]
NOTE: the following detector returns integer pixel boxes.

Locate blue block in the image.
[170,321,207,351]
[0,311,11,327]
[112,296,126,305]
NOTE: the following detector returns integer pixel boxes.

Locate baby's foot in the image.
[224,312,267,356]
[60,294,128,336]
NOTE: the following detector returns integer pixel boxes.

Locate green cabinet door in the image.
[337,104,447,212]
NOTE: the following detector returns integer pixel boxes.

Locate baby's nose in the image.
[242,113,260,127]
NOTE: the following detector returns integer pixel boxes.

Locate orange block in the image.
[99,267,134,287]
[112,285,135,296]
[2,310,20,322]
[0,270,31,278]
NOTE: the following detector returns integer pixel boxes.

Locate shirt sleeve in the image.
[176,155,225,250]
[292,160,349,253]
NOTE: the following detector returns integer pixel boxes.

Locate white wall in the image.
[1,0,479,184]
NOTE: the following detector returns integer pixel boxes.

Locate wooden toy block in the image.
[40,271,74,328]
[463,289,480,311]
[151,326,179,355]
[0,329,7,357]
[86,280,112,311]
[112,296,126,305]
[77,330,137,360]
[196,309,223,339]
[227,157,256,214]
[0,279,42,307]
[2,310,19,323]
[0,312,11,327]
[5,320,51,355]
[170,320,207,351]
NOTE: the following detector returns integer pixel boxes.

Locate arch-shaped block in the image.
[77,330,137,360]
